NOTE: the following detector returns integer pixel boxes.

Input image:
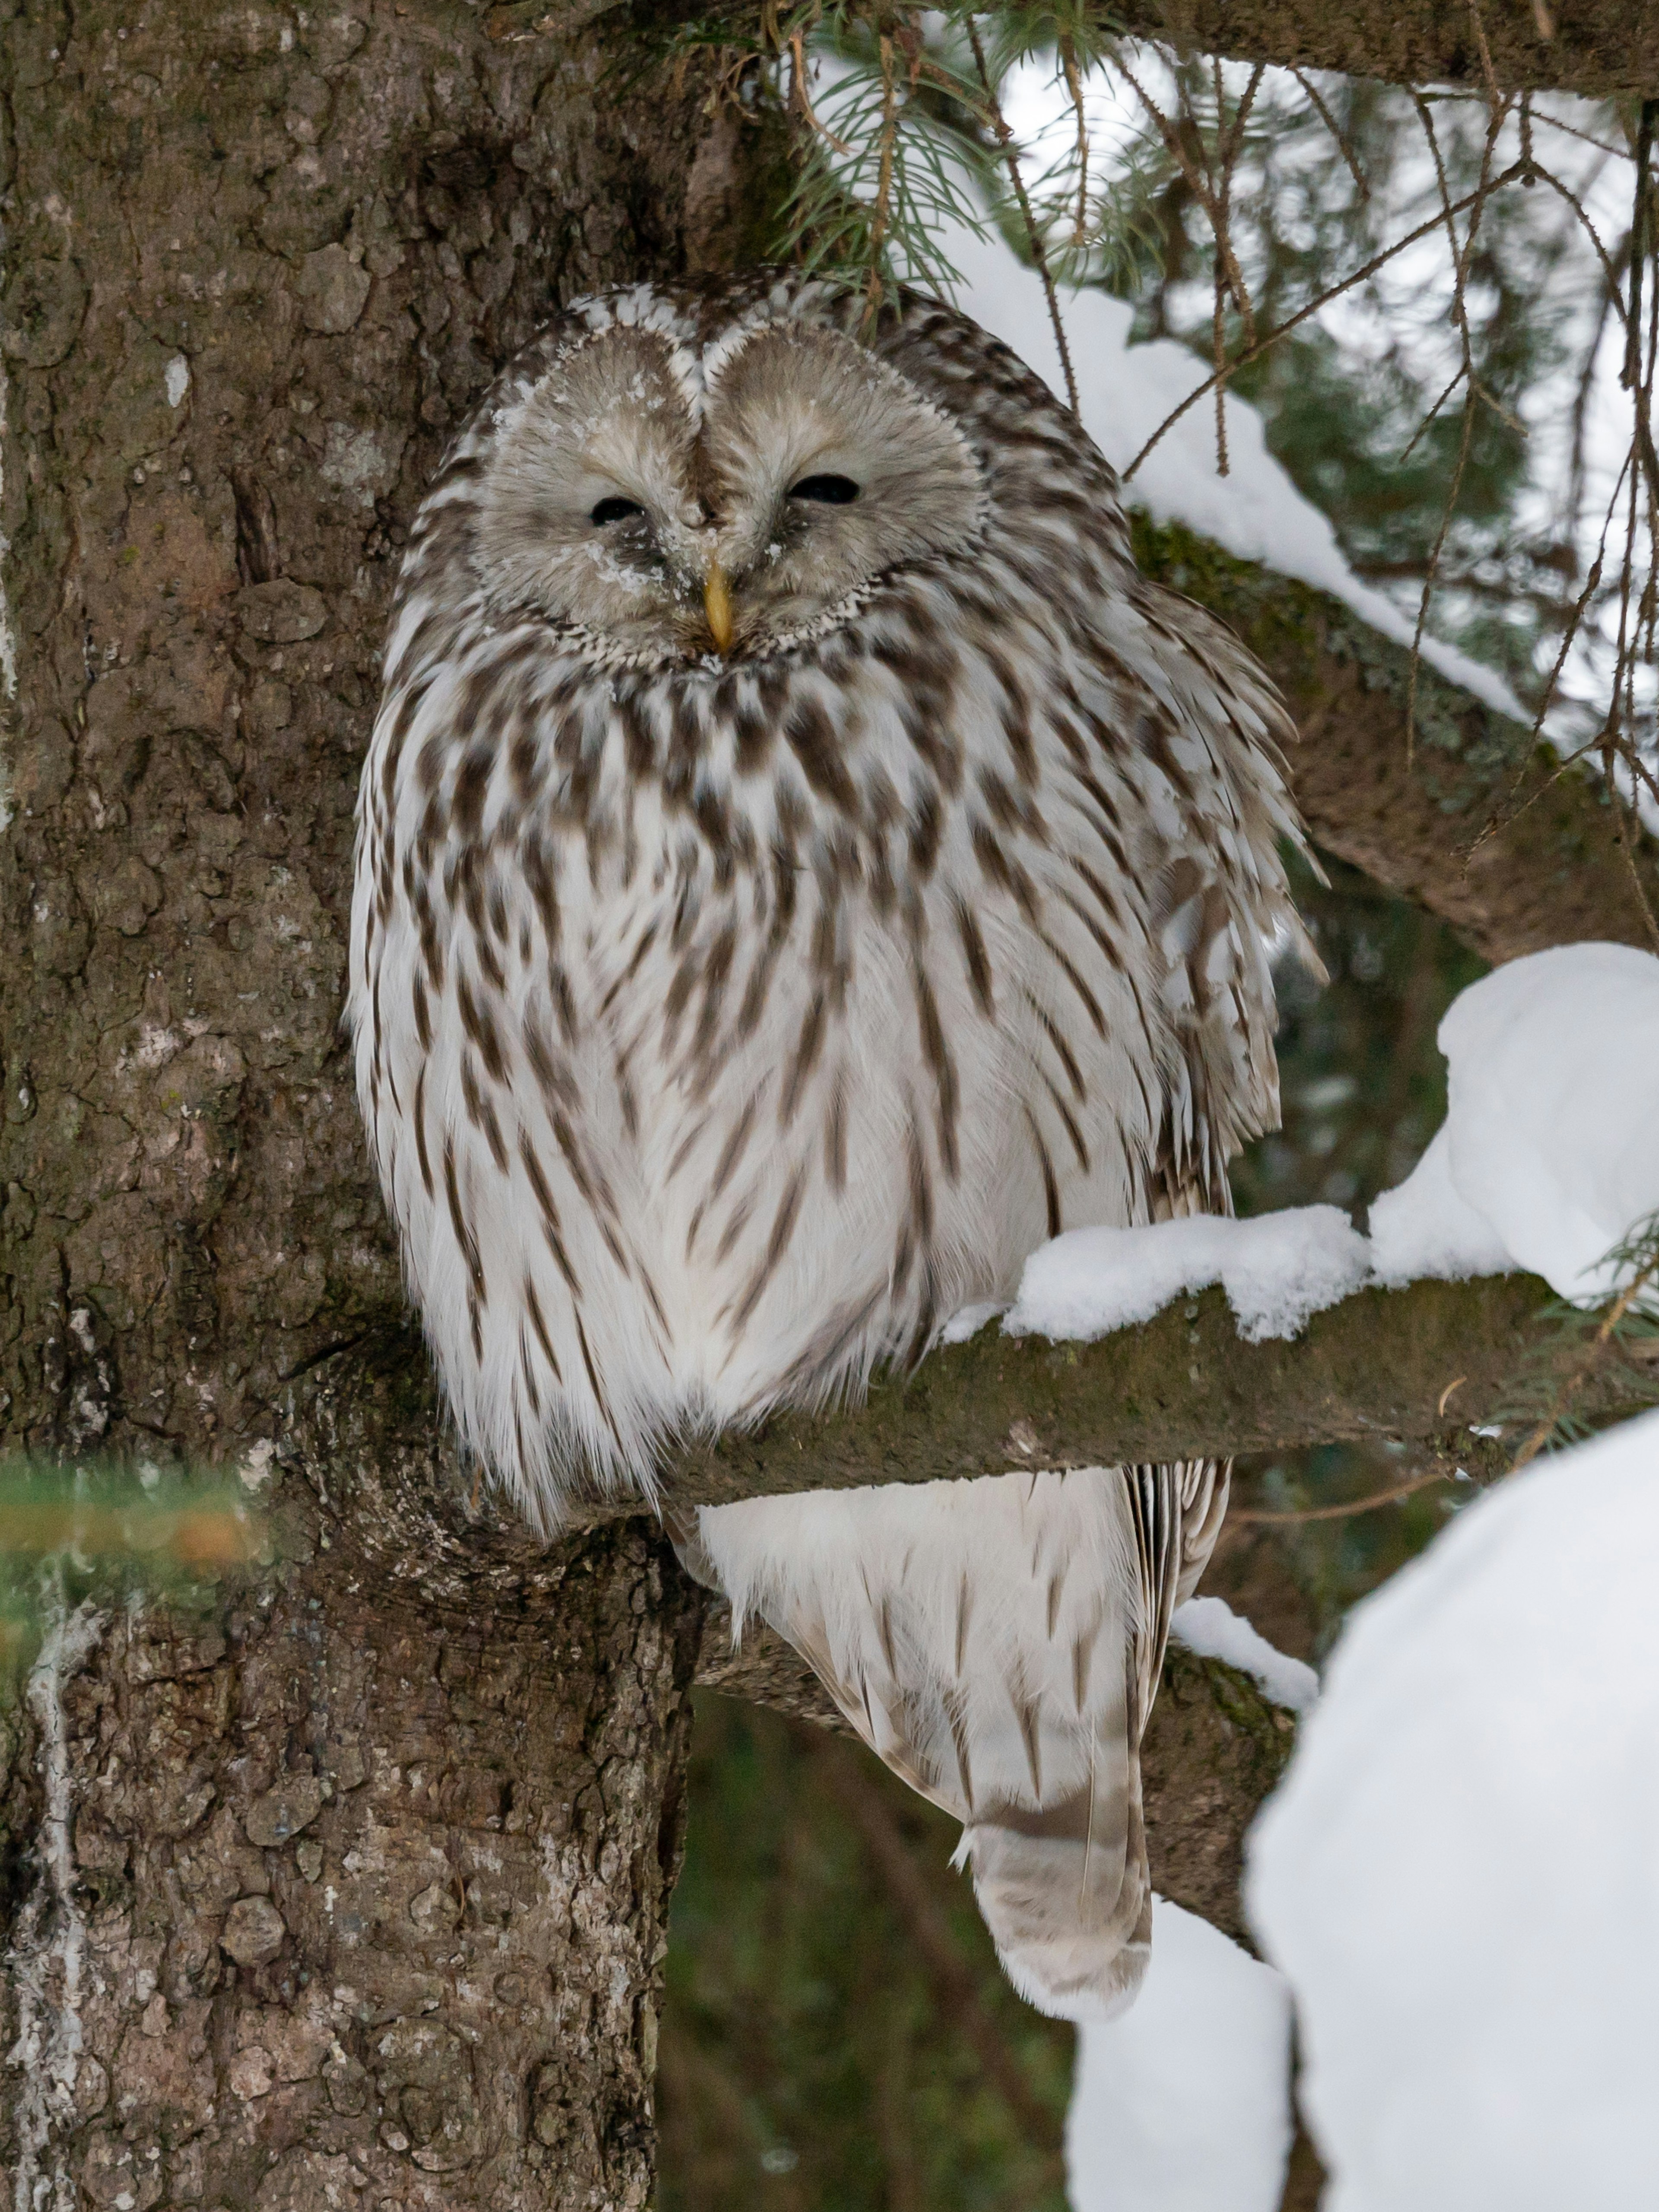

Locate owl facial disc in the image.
[469,318,985,665]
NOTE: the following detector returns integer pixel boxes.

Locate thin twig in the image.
[790,29,854,158]
[1120,162,1529,481]
[862,33,900,325]
[1402,87,1509,762]
[1115,54,1255,335]
[1465,0,1501,110]
[967,15,1079,415]
[1290,68,1368,202]
[1231,1466,1462,1524]
[1058,32,1090,248]
[1510,1250,1659,1471]
[1398,364,1468,466]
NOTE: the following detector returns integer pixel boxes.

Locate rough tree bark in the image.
[0,3,745,2204]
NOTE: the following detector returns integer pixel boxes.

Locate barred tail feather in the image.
[685,1460,1212,2021]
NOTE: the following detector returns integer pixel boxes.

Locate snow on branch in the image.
[614,945,1659,1525]
[576,1265,1641,1526]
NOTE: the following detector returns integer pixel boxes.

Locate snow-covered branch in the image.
[566,1267,1639,1527]
[1132,517,1659,969]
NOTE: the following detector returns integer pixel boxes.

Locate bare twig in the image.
[1402,86,1510,761]
[967,15,1079,414]
[1510,1247,1659,1471]
[1120,162,1529,481]
[1058,32,1090,248]
[863,34,901,322]
[1231,1465,1462,1524]
[790,29,855,158]
[1290,67,1368,201]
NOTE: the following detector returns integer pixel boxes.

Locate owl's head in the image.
[464,297,987,665]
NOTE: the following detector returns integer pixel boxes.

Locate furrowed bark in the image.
[1,1369,702,2212]
[0,1,736,2202]
[1097,0,1659,99]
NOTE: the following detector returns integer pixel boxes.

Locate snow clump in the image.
[1248,1404,1659,2212]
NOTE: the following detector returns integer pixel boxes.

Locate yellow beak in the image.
[704,560,735,656]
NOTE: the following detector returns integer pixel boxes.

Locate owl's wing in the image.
[685,1465,1210,2022]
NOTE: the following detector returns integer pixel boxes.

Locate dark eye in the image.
[787,474,860,505]
[591,496,646,525]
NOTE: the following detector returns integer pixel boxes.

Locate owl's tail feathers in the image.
[958,1750,1153,2024]
[676,1469,1163,2021]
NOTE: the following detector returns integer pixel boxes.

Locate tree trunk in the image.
[0,2,733,2201]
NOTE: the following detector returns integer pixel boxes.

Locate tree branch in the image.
[1097,0,1659,100]
[564,1270,1651,1526]
[1130,517,1659,968]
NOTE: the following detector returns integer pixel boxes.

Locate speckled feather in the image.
[349,270,1306,2017]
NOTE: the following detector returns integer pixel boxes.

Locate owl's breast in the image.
[352,579,1290,1515]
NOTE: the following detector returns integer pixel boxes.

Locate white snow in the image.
[1246,1402,1659,2212]
[938,1299,1006,1345]
[1366,1125,1514,1287]
[1172,1597,1320,1714]
[958,945,1659,1357]
[1004,1206,1372,1346]
[1067,1896,1294,2212]
[1367,943,1659,1302]
[164,353,190,409]
[945,221,1530,724]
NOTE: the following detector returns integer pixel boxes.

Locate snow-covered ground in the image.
[1067,1897,1294,2212]
[1248,1401,1659,2211]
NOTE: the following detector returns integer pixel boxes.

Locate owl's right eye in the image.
[591,497,647,526]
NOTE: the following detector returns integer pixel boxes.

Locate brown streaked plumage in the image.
[348,269,1307,2020]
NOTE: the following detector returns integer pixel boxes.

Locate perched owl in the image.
[349,270,1304,2020]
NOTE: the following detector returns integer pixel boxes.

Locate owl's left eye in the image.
[591,496,647,526]
[788,474,860,505]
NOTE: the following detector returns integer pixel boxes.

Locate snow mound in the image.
[947,223,1529,724]
[1366,1125,1513,1286]
[1172,1597,1319,1714]
[1247,1404,1659,2212]
[1067,1895,1294,2212]
[974,946,1659,1355]
[1368,942,1659,1302]
[1004,1207,1372,1346]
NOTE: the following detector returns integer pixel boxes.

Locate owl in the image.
[349,270,1305,2020]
